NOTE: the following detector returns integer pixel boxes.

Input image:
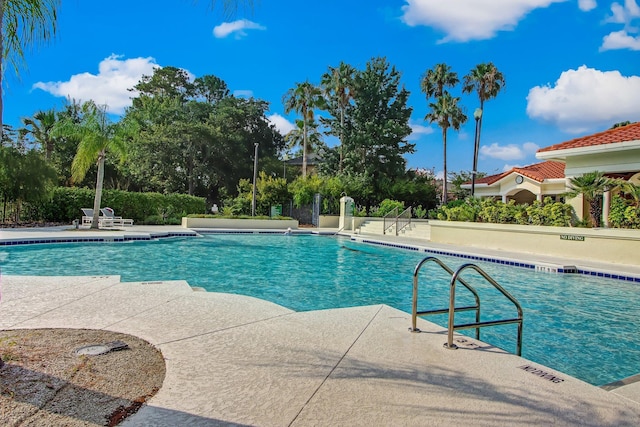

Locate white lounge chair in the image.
[100,207,134,227]
[81,208,97,226]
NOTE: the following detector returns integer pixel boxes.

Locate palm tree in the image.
[425,93,467,204]
[420,63,459,99]
[20,109,57,160]
[321,62,355,172]
[564,171,614,227]
[284,119,322,156]
[0,0,60,139]
[462,63,505,184]
[282,81,325,178]
[55,101,134,229]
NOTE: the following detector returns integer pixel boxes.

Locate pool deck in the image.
[1,225,640,426]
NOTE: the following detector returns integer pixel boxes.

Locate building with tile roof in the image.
[461,161,567,204]
[536,121,640,224]
[461,122,640,224]
[536,121,640,181]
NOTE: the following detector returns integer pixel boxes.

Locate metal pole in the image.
[471,108,482,197]
[252,143,259,217]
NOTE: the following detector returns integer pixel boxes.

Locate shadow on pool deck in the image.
[1,270,640,426]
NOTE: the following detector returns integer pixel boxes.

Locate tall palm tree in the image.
[20,108,57,160]
[425,93,467,204]
[463,62,505,184]
[0,0,59,139]
[421,64,464,205]
[421,63,459,99]
[55,101,134,229]
[565,171,615,227]
[282,81,324,178]
[321,62,355,172]
[284,118,322,156]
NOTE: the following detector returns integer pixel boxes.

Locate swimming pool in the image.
[1,233,638,387]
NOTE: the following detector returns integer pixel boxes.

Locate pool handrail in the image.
[446,263,524,356]
[383,207,398,235]
[410,257,481,337]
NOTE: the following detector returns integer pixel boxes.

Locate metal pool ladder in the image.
[410,257,524,356]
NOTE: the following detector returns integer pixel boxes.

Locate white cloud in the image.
[233,89,254,98]
[526,65,640,133]
[213,19,266,38]
[602,1,640,50]
[606,0,640,23]
[267,113,295,135]
[32,55,158,115]
[522,142,541,153]
[400,0,565,42]
[481,143,529,161]
[502,163,524,172]
[578,0,597,11]
[601,29,640,50]
[407,120,434,140]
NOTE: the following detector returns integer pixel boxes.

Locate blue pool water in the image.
[1,233,639,387]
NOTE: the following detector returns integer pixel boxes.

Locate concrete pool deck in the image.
[1,225,640,425]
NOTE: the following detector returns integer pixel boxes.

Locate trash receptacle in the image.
[72,219,79,229]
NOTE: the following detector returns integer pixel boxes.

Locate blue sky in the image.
[5,0,640,177]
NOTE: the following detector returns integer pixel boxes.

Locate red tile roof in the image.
[474,161,565,185]
[538,122,640,153]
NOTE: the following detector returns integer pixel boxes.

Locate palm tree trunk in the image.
[302,116,308,178]
[591,197,602,228]
[0,0,5,142]
[91,153,106,229]
[339,107,344,173]
[442,128,448,205]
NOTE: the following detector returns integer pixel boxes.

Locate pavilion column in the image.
[537,193,543,202]
[502,194,507,203]
[603,190,611,228]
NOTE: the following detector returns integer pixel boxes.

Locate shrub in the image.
[609,194,640,229]
[28,187,205,223]
[374,199,404,217]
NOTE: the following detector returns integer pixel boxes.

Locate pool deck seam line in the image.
[287,304,384,427]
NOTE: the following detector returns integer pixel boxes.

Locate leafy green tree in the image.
[321,62,355,172]
[55,101,134,228]
[564,171,614,227]
[449,170,486,200]
[194,74,230,104]
[283,81,325,178]
[0,142,56,223]
[132,66,194,105]
[125,69,283,202]
[1,0,59,139]
[425,93,467,204]
[342,57,414,210]
[19,108,57,160]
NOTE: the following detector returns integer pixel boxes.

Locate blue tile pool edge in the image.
[353,237,640,284]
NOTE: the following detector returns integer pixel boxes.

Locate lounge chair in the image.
[100,207,134,227]
[81,208,96,226]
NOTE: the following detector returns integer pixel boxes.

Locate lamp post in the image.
[252,143,259,217]
[471,108,483,197]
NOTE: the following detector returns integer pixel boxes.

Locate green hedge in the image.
[31,187,206,223]
[431,197,574,227]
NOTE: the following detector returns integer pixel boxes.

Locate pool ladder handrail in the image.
[410,257,524,356]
